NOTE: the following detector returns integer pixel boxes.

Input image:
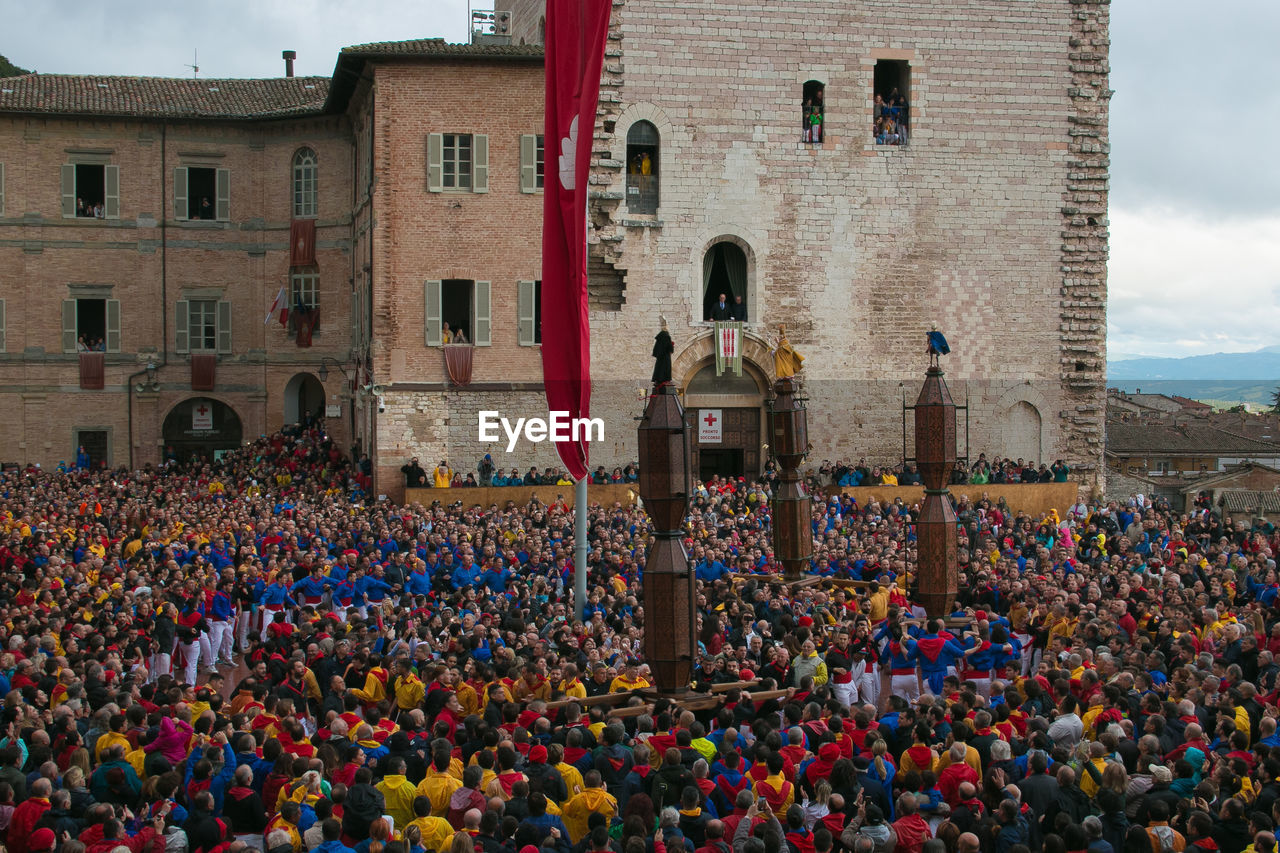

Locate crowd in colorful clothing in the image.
[0,423,1278,853]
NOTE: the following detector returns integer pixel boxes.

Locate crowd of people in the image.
[815,457,1071,488]
[401,459,639,490]
[1,420,1279,853]
[873,90,908,146]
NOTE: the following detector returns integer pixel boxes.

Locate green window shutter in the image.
[473,280,491,346]
[472,134,489,194]
[105,299,121,353]
[426,134,443,193]
[0,299,7,353]
[517,280,536,346]
[216,300,232,353]
[104,165,120,219]
[520,135,538,194]
[174,167,188,220]
[215,168,230,221]
[424,280,442,346]
[62,299,77,352]
[61,164,76,218]
[175,299,189,353]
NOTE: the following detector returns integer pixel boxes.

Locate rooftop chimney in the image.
[282,50,297,78]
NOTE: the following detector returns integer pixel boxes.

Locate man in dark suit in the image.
[710,293,733,321]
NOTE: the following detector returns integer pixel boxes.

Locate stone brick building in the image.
[0,73,353,469]
[500,0,1110,494]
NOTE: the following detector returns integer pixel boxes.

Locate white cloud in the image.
[1107,206,1280,359]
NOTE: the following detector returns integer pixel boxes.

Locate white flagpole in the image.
[575,476,588,619]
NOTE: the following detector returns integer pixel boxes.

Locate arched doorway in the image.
[682,359,766,481]
[701,241,750,322]
[284,372,325,427]
[1005,401,1042,463]
[162,398,244,465]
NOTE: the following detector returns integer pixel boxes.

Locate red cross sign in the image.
[698,409,722,444]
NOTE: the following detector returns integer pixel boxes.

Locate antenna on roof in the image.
[186,49,199,79]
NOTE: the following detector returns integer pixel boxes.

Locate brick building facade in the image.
[0,75,353,469]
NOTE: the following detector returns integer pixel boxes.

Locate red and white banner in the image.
[715,321,743,376]
[540,0,612,482]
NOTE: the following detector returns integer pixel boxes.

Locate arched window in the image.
[292,147,318,218]
[802,80,825,144]
[625,121,659,215]
[702,241,749,322]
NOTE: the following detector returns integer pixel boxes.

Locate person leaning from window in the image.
[76,336,90,353]
[710,293,734,321]
[199,197,214,220]
[732,294,748,322]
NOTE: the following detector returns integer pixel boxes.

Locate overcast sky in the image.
[2,0,1274,361]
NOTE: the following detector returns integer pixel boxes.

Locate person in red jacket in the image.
[890,794,933,853]
[8,778,52,853]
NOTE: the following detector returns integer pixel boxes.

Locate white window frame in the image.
[291,271,319,310]
[292,148,318,218]
[188,299,218,352]
[442,134,473,191]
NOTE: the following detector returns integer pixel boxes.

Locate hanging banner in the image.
[715,321,743,376]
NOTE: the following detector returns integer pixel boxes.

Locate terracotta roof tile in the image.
[339,38,544,59]
[0,74,328,119]
[1106,421,1280,455]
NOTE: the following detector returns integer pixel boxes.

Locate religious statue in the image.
[652,316,674,385]
[773,324,804,379]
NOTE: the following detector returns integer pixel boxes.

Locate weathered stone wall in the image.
[582,0,1109,491]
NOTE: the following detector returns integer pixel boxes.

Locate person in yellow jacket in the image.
[609,660,650,693]
[417,752,463,816]
[265,802,304,853]
[93,716,132,762]
[393,660,426,714]
[406,796,455,853]
[433,462,452,489]
[561,771,618,843]
[352,657,390,707]
[376,757,420,828]
[556,663,587,700]
[549,744,584,798]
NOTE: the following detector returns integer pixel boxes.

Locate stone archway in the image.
[162,397,244,464]
[672,330,776,388]
[284,372,325,427]
[677,339,773,481]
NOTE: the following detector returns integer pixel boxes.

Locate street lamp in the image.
[317,357,350,384]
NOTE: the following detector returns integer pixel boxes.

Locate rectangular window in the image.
[61,297,120,353]
[74,429,110,469]
[60,163,119,219]
[536,135,545,189]
[442,134,473,190]
[291,271,319,310]
[442,279,473,341]
[187,168,218,220]
[425,279,491,347]
[188,300,218,351]
[873,60,910,146]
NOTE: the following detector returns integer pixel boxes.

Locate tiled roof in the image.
[0,74,329,119]
[1107,421,1280,455]
[1220,490,1280,515]
[338,38,544,59]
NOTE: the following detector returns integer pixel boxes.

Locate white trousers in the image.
[833,680,856,709]
[855,667,879,707]
[237,608,253,650]
[180,641,203,685]
[891,673,921,703]
[209,621,233,662]
[149,640,175,683]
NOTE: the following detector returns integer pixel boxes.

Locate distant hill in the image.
[1108,380,1276,408]
[0,54,30,78]
[1109,346,1280,381]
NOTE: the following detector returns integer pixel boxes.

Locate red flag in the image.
[541,0,612,482]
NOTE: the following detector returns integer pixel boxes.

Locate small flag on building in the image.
[265,284,288,326]
[715,321,743,376]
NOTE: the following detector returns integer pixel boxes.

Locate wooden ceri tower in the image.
[913,359,959,619]
[769,376,813,582]
[637,383,696,695]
